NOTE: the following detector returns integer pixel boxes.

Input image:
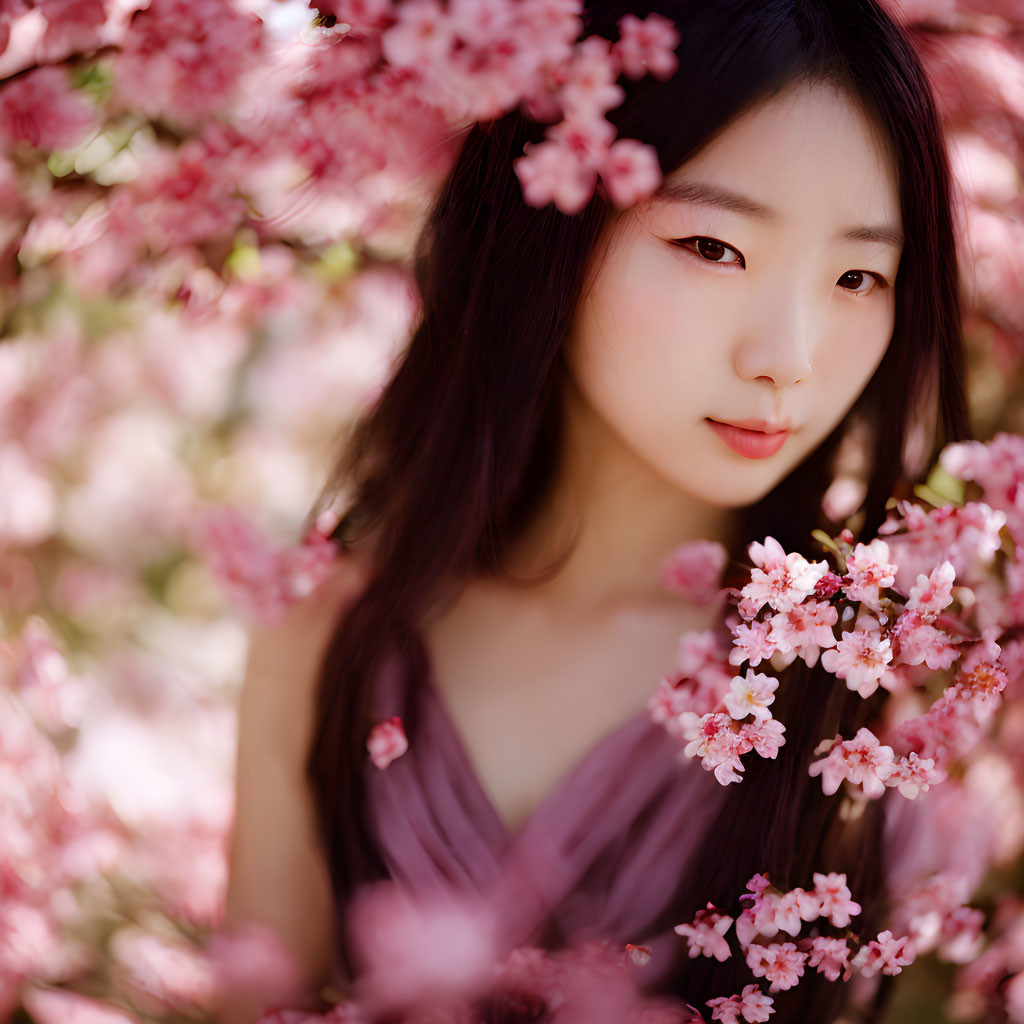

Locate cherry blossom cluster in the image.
[198,506,342,623]
[316,0,679,215]
[652,464,1016,801]
[301,0,683,214]
[251,884,707,1023]
[673,873,916,1022]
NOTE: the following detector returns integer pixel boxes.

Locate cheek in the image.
[817,298,894,399]
[569,244,735,413]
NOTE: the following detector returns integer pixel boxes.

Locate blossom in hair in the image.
[612,12,680,80]
[367,717,408,769]
[706,984,775,1024]
[512,12,679,212]
[600,137,664,207]
[674,904,734,962]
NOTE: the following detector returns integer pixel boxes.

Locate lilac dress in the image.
[338,631,729,998]
[324,614,968,1024]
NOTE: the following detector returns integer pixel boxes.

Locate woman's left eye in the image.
[837,270,889,296]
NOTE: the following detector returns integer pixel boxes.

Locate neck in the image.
[498,378,735,615]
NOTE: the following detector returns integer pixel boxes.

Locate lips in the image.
[706,417,790,460]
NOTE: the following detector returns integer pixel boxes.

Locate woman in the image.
[225,0,968,1020]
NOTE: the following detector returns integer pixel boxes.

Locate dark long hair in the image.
[306,0,969,1018]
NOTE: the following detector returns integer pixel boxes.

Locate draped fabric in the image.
[341,631,729,993]
[329,631,950,1016]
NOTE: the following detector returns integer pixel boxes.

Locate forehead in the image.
[653,80,901,233]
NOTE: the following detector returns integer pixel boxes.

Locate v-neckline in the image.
[410,629,658,843]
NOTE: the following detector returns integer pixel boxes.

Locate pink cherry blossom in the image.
[114,0,264,131]
[706,984,774,1024]
[682,712,751,785]
[812,873,861,928]
[613,12,680,80]
[36,0,105,58]
[744,942,807,992]
[345,884,498,1013]
[881,500,1005,594]
[514,135,598,214]
[194,505,338,623]
[938,906,985,964]
[905,560,956,621]
[624,943,652,966]
[0,65,96,151]
[381,0,455,69]
[813,571,843,598]
[808,728,897,798]
[729,619,776,668]
[558,35,624,118]
[739,717,786,760]
[647,675,694,735]
[111,929,217,1015]
[820,620,893,697]
[659,539,727,603]
[675,628,734,694]
[742,537,829,615]
[889,609,959,671]
[850,930,916,978]
[746,886,820,939]
[843,539,897,610]
[804,936,851,982]
[766,600,837,666]
[600,137,662,208]
[940,433,1024,542]
[674,904,734,962]
[887,752,946,799]
[724,670,778,722]
[207,920,304,1020]
[367,716,408,769]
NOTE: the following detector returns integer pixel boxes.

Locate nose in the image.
[733,293,813,387]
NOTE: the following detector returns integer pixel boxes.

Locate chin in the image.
[671,465,791,511]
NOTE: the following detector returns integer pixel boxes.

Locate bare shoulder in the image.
[221,548,372,1019]
[242,550,372,738]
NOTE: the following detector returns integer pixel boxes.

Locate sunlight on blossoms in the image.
[0,0,1021,1021]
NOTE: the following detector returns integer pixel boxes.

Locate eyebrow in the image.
[652,179,904,251]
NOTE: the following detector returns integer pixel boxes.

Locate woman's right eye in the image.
[671,236,746,268]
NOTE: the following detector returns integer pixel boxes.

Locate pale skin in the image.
[221,80,902,1019]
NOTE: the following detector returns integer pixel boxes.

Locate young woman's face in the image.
[565,80,903,510]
